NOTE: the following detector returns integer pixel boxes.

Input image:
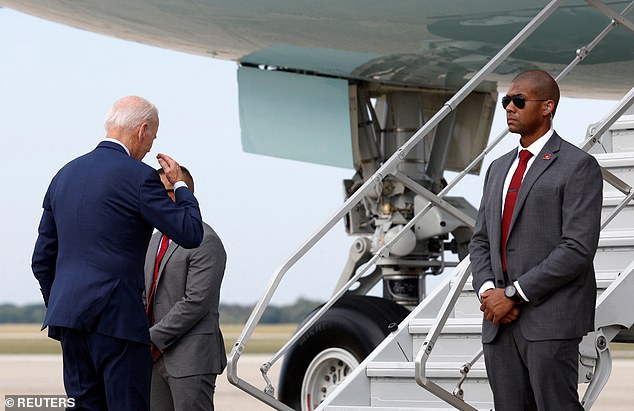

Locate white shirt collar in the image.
[103,138,130,156]
[517,128,553,159]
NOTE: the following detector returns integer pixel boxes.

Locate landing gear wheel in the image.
[300,348,359,408]
[278,296,409,410]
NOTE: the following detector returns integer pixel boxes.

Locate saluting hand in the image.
[157,153,185,185]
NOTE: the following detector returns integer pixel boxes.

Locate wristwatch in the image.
[504,284,524,303]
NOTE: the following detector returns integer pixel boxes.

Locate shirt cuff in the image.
[478,280,495,299]
[173,181,188,190]
[514,281,529,302]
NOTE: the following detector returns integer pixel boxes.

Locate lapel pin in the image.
[543,153,551,160]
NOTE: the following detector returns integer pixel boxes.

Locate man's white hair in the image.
[104,96,158,131]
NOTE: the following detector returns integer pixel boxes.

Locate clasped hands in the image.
[480,288,520,325]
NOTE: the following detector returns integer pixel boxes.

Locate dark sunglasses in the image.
[501,95,549,109]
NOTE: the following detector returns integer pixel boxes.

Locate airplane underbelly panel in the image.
[238,66,354,168]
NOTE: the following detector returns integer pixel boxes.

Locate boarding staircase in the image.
[315,107,634,411]
[315,111,634,411]
[228,1,634,410]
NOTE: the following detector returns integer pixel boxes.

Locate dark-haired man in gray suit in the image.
[470,70,603,411]
[145,166,227,411]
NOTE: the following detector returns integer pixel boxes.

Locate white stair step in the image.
[367,361,487,379]
[454,298,484,320]
[368,362,493,409]
[603,194,634,208]
[603,193,634,204]
[602,194,634,230]
[594,151,634,166]
[594,247,634,272]
[449,279,487,319]
[596,270,621,289]
[409,317,481,335]
[596,230,634,274]
[598,229,634,246]
[595,230,634,274]
[408,317,483,359]
[595,152,634,196]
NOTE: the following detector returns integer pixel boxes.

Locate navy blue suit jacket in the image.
[32,141,203,344]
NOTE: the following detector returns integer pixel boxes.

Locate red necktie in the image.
[501,150,533,273]
[147,234,169,325]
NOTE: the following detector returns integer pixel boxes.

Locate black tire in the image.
[278,296,409,410]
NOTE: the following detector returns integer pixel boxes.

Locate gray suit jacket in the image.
[470,132,603,343]
[145,222,227,377]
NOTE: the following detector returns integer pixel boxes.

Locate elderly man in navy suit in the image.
[470,70,603,410]
[32,96,203,410]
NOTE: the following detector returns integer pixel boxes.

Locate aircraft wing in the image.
[2,0,633,167]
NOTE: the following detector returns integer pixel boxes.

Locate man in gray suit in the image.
[145,166,227,411]
[470,70,603,410]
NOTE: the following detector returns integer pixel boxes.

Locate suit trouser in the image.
[58,327,152,411]
[150,357,217,411]
[482,320,583,411]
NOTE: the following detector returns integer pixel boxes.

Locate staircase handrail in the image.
[414,257,479,411]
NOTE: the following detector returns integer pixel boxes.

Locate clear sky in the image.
[0,8,618,307]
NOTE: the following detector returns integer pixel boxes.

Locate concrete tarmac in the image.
[1,354,632,410]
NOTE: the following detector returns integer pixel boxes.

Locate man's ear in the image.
[138,123,147,140]
[543,102,554,117]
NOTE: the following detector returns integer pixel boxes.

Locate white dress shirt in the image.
[478,129,554,302]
